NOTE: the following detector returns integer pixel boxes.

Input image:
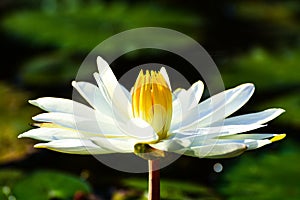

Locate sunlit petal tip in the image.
[275,108,286,114]
[159,66,166,72]
[194,80,204,87]
[159,67,171,89]
[96,56,108,64]
[28,99,37,105]
[34,143,47,148]
[235,83,255,93]
[240,83,254,88]
[241,83,255,91]
[173,88,183,95]
[93,72,99,79]
[270,133,286,142]
[71,80,77,87]
[96,56,110,73]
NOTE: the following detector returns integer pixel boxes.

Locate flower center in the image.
[132,70,172,140]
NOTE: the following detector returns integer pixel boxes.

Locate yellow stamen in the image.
[132,69,172,140]
[270,134,286,142]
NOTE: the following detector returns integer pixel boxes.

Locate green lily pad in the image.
[0,169,24,200]
[119,178,220,200]
[219,142,300,200]
[12,170,91,200]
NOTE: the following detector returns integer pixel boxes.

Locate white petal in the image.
[172,124,266,141]
[155,142,247,158]
[218,133,278,140]
[18,128,81,141]
[174,83,255,131]
[150,139,190,152]
[170,82,204,131]
[185,143,247,158]
[72,81,113,116]
[160,67,171,90]
[32,112,126,137]
[90,137,134,153]
[244,139,271,150]
[174,81,204,111]
[34,139,113,154]
[33,112,76,129]
[29,97,92,114]
[122,118,159,143]
[96,56,117,93]
[154,124,264,152]
[170,95,184,132]
[215,108,285,126]
[206,138,272,151]
[96,56,132,119]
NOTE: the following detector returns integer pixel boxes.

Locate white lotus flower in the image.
[18,57,285,159]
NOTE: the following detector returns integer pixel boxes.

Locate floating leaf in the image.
[119,178,220,200]
[12,170,91,200]
[219,142,300,200]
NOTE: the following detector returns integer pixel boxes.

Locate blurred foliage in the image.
[0,83,38,163]
[257,92,300,129]
[218,142,300,200]
[235,2,300,29]
[221,48,300,128]
[221,48,300,89]
[2,0,201,86]
[0,169,92,200]
[20,53,78,86]
[113,178,220,200]
[2,1,201,52]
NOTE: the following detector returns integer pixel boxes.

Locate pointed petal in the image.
[174,83,255,131]
[174,81,204,111]
[160,67,171,90]
[205,138,271,151]
[185,143,247,158]
[215,108,285,126]
[171,124,266,139]
[207,133,285,151]
[157,137,251,157]
[32,112,126,137]
[96,56,117,93]
[187,81,204,107]
[34,139,113,154]
[170,95,184,132]
[18,128,81,141]
[96,56,132,119]
[29,97,93,114]
[153,124,265,152]
[170,81,204,131]
[33,113,76,129]
[218,133,279,140]
[72,81,113,116]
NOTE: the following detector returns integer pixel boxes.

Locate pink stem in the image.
[148,159,160,200]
